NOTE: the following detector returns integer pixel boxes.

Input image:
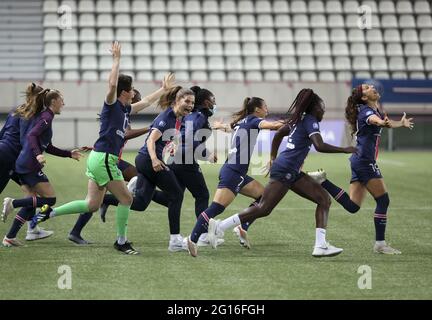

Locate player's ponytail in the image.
[15,84,49,120]
[158,86,182,110]
[231,97,264,129]
[345,86,363,136]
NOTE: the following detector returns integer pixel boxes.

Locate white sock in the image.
[315,228,327,247]
[117,236,126,245]
[170,234,180,241]
[376,240,386,246]
[218,214,241,232]
[49,209,57,218]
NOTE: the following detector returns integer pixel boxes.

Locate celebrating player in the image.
[206,89,357,258]
[307,84,414,254]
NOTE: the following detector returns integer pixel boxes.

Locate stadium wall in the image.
[1,80,431,150]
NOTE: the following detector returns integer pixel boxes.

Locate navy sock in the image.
[70,212,93,237]
[190,202,225,243]
[374,193,389,241]
[321,180,360,213]
[242,196,261,231]
[12,197,56,208]
[6,207,34,238]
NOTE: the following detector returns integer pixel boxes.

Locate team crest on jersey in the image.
[158,120,166,127]
[313,123,319,129]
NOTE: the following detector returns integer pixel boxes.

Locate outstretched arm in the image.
[212,119,233,132]
[310,133,357,154]
[259,119,285,131]
[385,112,414,129]
[124,127,150,140]
[131,73,176,114]
[105,41,121,105]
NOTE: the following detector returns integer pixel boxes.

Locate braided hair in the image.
[285,89,323,127]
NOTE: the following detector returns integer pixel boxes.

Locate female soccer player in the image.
[0,83,44,196]
[96,86,219,248]
[1,83,54,245]
[186,96,284,257]
[2,88,82,246]
[307,84,414,254]
[205,89,357,258]
[67,84,176,245]
[31,42,158,255]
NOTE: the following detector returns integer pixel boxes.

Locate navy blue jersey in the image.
[15,109,54,174]
[94,100,131,156]
[0,111,22,158]
[278,114,321,173]
[178,110,211,163]
[351,104,383,162]
[224,115,263,176]
[139,107,181,161]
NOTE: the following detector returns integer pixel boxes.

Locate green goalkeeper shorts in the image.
[86,150,123,186]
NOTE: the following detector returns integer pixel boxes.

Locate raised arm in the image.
[105,41,121,105]
[310,133,357,154]
[131,73,176,114]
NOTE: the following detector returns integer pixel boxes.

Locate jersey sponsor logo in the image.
[366,111,373,116]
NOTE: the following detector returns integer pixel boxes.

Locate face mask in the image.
[210,104,217,116]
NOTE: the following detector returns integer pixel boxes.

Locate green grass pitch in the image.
[0,151,431,300]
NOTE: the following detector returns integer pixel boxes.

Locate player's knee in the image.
[167,190,184,204]
[317,193,331,209]
[375,192,390,210]
[119,192,133,206]
[87,200,101,213]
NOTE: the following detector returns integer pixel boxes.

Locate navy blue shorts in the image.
[18,170,49,187]
[269,158,304,187]
[117,159,133,172]
[350,159,383,184]
[217,165,254,195]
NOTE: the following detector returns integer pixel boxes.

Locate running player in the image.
[186,97,284,257]
[1,83,54,244]
[2,88,82,246]
[307,84,414,254]
[205,89,357,258]
[31,42,153,255]
[67,83,176,245]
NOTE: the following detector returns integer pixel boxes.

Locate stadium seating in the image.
[37,0,432,81]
